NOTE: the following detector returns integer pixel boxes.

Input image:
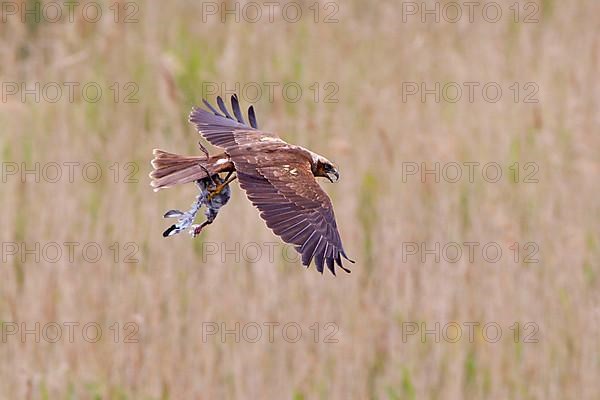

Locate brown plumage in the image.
[150,94,353,274]
[150,149,233,191]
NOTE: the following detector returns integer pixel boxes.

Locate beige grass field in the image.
[1,0,599,398]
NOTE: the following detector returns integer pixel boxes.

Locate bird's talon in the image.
[206,184,224,200]
[189,225,203,237]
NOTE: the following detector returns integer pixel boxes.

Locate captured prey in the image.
[161,144,237,238]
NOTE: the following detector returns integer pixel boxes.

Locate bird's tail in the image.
[149,149,232,191]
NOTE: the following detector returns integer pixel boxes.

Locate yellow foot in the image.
[207,184,226,200]
[207,175,237,200]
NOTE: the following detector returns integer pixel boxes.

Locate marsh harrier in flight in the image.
[150,95,353,274]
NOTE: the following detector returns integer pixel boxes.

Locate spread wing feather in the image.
[231,94,246,125]
[217,96,234,119]
[234,154,352,274]
[248,106,258,128]
[189,95,273,150]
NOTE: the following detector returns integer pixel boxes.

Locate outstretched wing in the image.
[189,95,283,150]
[190,95,352,274]
[233,147,353,275]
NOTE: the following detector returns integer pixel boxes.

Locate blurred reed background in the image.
[0,0,599,398]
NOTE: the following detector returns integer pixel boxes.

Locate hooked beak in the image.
[326,170,340,183]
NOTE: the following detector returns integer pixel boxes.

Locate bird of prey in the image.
[150,94,353,274]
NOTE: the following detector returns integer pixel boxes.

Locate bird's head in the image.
[312,155,340,183]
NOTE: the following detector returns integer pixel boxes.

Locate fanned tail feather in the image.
[149,149,232,191]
